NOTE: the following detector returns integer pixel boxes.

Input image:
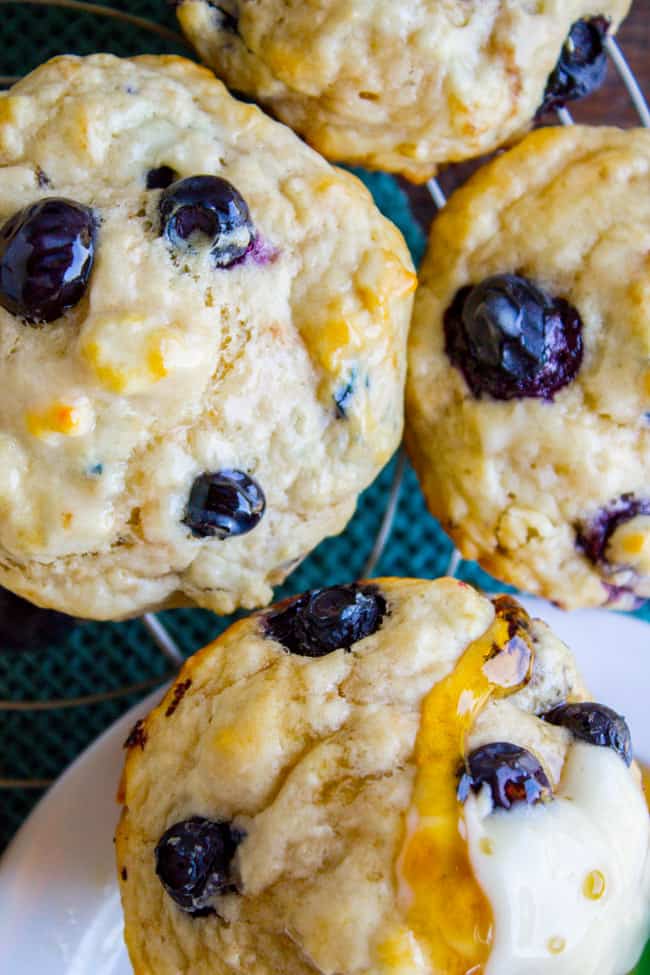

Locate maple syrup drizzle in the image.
[390,597,535,975]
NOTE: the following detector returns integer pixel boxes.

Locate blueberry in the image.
[0,198,96,323]
[334,374,355,419]
[541,17,610,114]
[184,469,265,539]
[0,587,77,653]
[207,1,239,32]
[265,583,387,657]
[576,494,650,566]
[155,817,245,915]
[159,175,254,267]
[458,742,552,810]
[444,273,583,400]
[543,702,632,765]
[146,166,178,190]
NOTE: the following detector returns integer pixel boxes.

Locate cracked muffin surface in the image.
[0,54,414,620]
[116,578,649,975]
[407,126,650,611]
[177,0,630,181]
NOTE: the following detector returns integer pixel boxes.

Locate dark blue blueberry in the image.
[458,742,552,810]
[444,273,583,400]
[184,469,265,539]
[159,175,254,267]
[0,587,77,653]
[334,374,356,419]
[265,583,387,657]
[541,17,610,114]
[207,1,239,32]
[576,494,650,566]
[155,817,245,915]
[146,166,179,190]
[230,90,259,106]
[0,198,96,323]
[543,702,632,765]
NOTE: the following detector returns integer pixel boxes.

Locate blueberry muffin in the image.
[407,126,650,611]
[0,55,415,620]
[176,1,630,182]
[116,578,649,975]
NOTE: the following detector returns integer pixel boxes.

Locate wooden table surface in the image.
[406,0,649,230]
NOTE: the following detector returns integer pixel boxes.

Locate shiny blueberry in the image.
[458,742,552,810]
[155,817,245,915]
[159,175,254,267]
[444,273,583,400]
[576,494,650,566]
[146,165,178,190]
[265,583,387,657]
[184,469,265,539]
[543,702,632,765]
[0,198,96,323]
[541,17,610,114]
[0,587,77,653]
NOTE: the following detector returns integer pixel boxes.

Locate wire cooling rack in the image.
[0,2,649,841]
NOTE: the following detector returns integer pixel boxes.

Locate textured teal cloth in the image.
[0,5,648,918]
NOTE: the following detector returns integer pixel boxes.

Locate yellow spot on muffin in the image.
[357,250,417,321]
[81,314,200,394]
[27,399,94,440]
[212,723,258,758]
[321,319,353,370]
[0,95,33,153]
[607,516,650,575]
[0,95,29,125]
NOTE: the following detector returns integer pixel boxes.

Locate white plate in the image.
[0,599,648,975]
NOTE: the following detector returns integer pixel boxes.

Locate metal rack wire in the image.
[0,9,648,792]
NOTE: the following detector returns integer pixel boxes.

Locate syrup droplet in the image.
[548,936,567,955]
[479,837,494,856]
[583,870,607,901]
